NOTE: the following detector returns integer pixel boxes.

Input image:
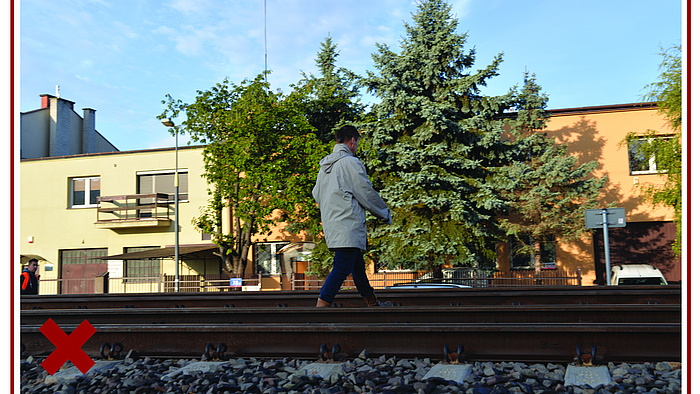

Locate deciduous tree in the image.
[160,73,325,277]
[624,45,682,255]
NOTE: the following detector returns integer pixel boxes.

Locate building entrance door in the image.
[60,248,108,294]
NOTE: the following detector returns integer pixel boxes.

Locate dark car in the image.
[384,282,471,289]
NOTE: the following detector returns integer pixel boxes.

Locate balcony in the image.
[95,193,172,229]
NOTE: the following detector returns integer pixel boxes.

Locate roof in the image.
[495,102,657,120]
[612,264,664,278]
[20,144,206,162]
[101,244,219,260]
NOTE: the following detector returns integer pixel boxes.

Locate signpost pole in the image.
[585,207,625,286]
[601,209,612,286]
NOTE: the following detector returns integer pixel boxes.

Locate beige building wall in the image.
[20,146,211,292]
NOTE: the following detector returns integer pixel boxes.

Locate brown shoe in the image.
[363,294,392,307]
[316,298,331,307]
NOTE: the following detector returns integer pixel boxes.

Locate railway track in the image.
[21,321,680,363]
[21,304,681,325]
[20,287,683,364]
[20,285,681,310]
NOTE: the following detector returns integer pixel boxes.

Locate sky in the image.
[18,0,683,152]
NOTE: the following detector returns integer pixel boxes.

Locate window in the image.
[509,235,556,270]
[71,177,100,208]
[124,246,160,279]
[628,136,670,175]
[137,170,188,202]
[61,248,108,265]
[254,242,289,275]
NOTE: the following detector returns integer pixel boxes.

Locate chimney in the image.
[82,108,96,153]
[48,96,75,156]
[40,94,55,109]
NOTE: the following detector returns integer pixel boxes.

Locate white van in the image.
[611,264,668,286]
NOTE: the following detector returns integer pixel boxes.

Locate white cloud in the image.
[167,0,212,16]
[154,25,177,36]
[113,21,139,40]
[449,0,474,19]
[174,33,205,57]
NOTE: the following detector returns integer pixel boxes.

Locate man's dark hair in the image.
[335,125,360,144]
[28,258,38,264]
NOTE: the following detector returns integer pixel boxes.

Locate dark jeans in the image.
[319,248,374,303]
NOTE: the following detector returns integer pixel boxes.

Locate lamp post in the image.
[161,118,179,292]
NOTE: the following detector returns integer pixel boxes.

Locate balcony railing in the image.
[96,193,172,228]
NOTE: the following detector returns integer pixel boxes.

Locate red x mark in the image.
[40,318,96,375]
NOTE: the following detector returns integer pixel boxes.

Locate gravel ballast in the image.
[20,354,682,394]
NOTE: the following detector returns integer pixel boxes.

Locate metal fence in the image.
[488,269,583,287]
[35,268,581,295]
[36,273,263,295]
[291,270,422,291]
[292,268,582,290]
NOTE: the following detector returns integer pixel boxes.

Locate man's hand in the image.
[383,212,392,225]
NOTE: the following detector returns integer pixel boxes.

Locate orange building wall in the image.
[494,104,675,285]
[546,105,674,221]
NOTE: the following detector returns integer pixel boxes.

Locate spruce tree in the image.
[302,37,365,144]
[497,73,606,272]
[360,0,516,271]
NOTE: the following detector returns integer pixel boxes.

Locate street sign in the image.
[585,207,626,229]
[584,207,626,286]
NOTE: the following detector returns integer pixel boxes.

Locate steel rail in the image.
[20,285,681,310]
[20,304,681,326]
[21,322,681,363]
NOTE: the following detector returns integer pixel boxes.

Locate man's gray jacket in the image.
[313,143,391,251]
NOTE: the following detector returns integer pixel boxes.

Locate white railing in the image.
[36,273,263,295]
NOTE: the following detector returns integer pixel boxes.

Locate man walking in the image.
[312,125,392,307]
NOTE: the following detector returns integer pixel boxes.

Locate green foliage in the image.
[497,74,606,266]
[307,238,333,277]
[624,45,682,255]
[360,0,516,271]
[160,72,325,276]
[645,45,682,130]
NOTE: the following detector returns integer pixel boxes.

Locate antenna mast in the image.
[264,0,268,81]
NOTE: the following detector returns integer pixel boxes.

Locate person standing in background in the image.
[21,258,39,295]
